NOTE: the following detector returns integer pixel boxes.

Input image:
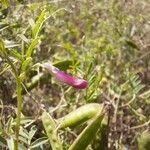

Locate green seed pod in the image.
[69,112,104,150]
[58,103,103,128]
[42,112,63,150]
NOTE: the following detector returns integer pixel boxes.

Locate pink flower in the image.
[41,63,88,89]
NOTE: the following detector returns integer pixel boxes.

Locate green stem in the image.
[14,76,22,150]
[0,39,22,150]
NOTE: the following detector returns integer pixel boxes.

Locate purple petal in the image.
[41,63,88,89]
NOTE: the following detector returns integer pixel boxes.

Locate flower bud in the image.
[41,63,88,89]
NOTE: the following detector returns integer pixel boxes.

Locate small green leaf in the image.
[20,117,34,126]
[32,10,47,38]
[30,137,48,149]
[9,49,24,62]
[28,126,37,143]
[28,18,35,29]
[26,38,39,57]
[19,135,28,145]
[21,57,32,72]
[4,40,20,48]
[6,117,14,134]
[19,128,29,140]
[0,38,6,56]
[86,62,93,76]
[18,34,30,44]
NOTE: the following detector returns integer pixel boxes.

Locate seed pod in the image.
[58,103,103,128]
[69,112,104,150]
[42,112,63,150]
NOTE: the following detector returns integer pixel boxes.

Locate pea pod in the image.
[58,103,103,128]
[69,112,104,150]
[42,112,63,150]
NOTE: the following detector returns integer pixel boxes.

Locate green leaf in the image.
[9,49,24,62]
[18,34,30,44]
[20,117,34,126]
[26,38,39,57]
[4,41,20,49]
[18,135,28,145]
[30,137,48,149]
[0,38,6,56]
[86,62,93,76]
[19,128,29,140]
[6,117,14,134]
[28,18,35,29]
[28,126,37,143]
[21,57,32,72]
[32,10,47,38]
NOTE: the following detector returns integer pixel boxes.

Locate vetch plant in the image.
[0,38,107,150]
[0,1,150,150]
[0,5,109,149]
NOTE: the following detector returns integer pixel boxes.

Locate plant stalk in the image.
[0,38,22,150]
[14,76,22,150]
